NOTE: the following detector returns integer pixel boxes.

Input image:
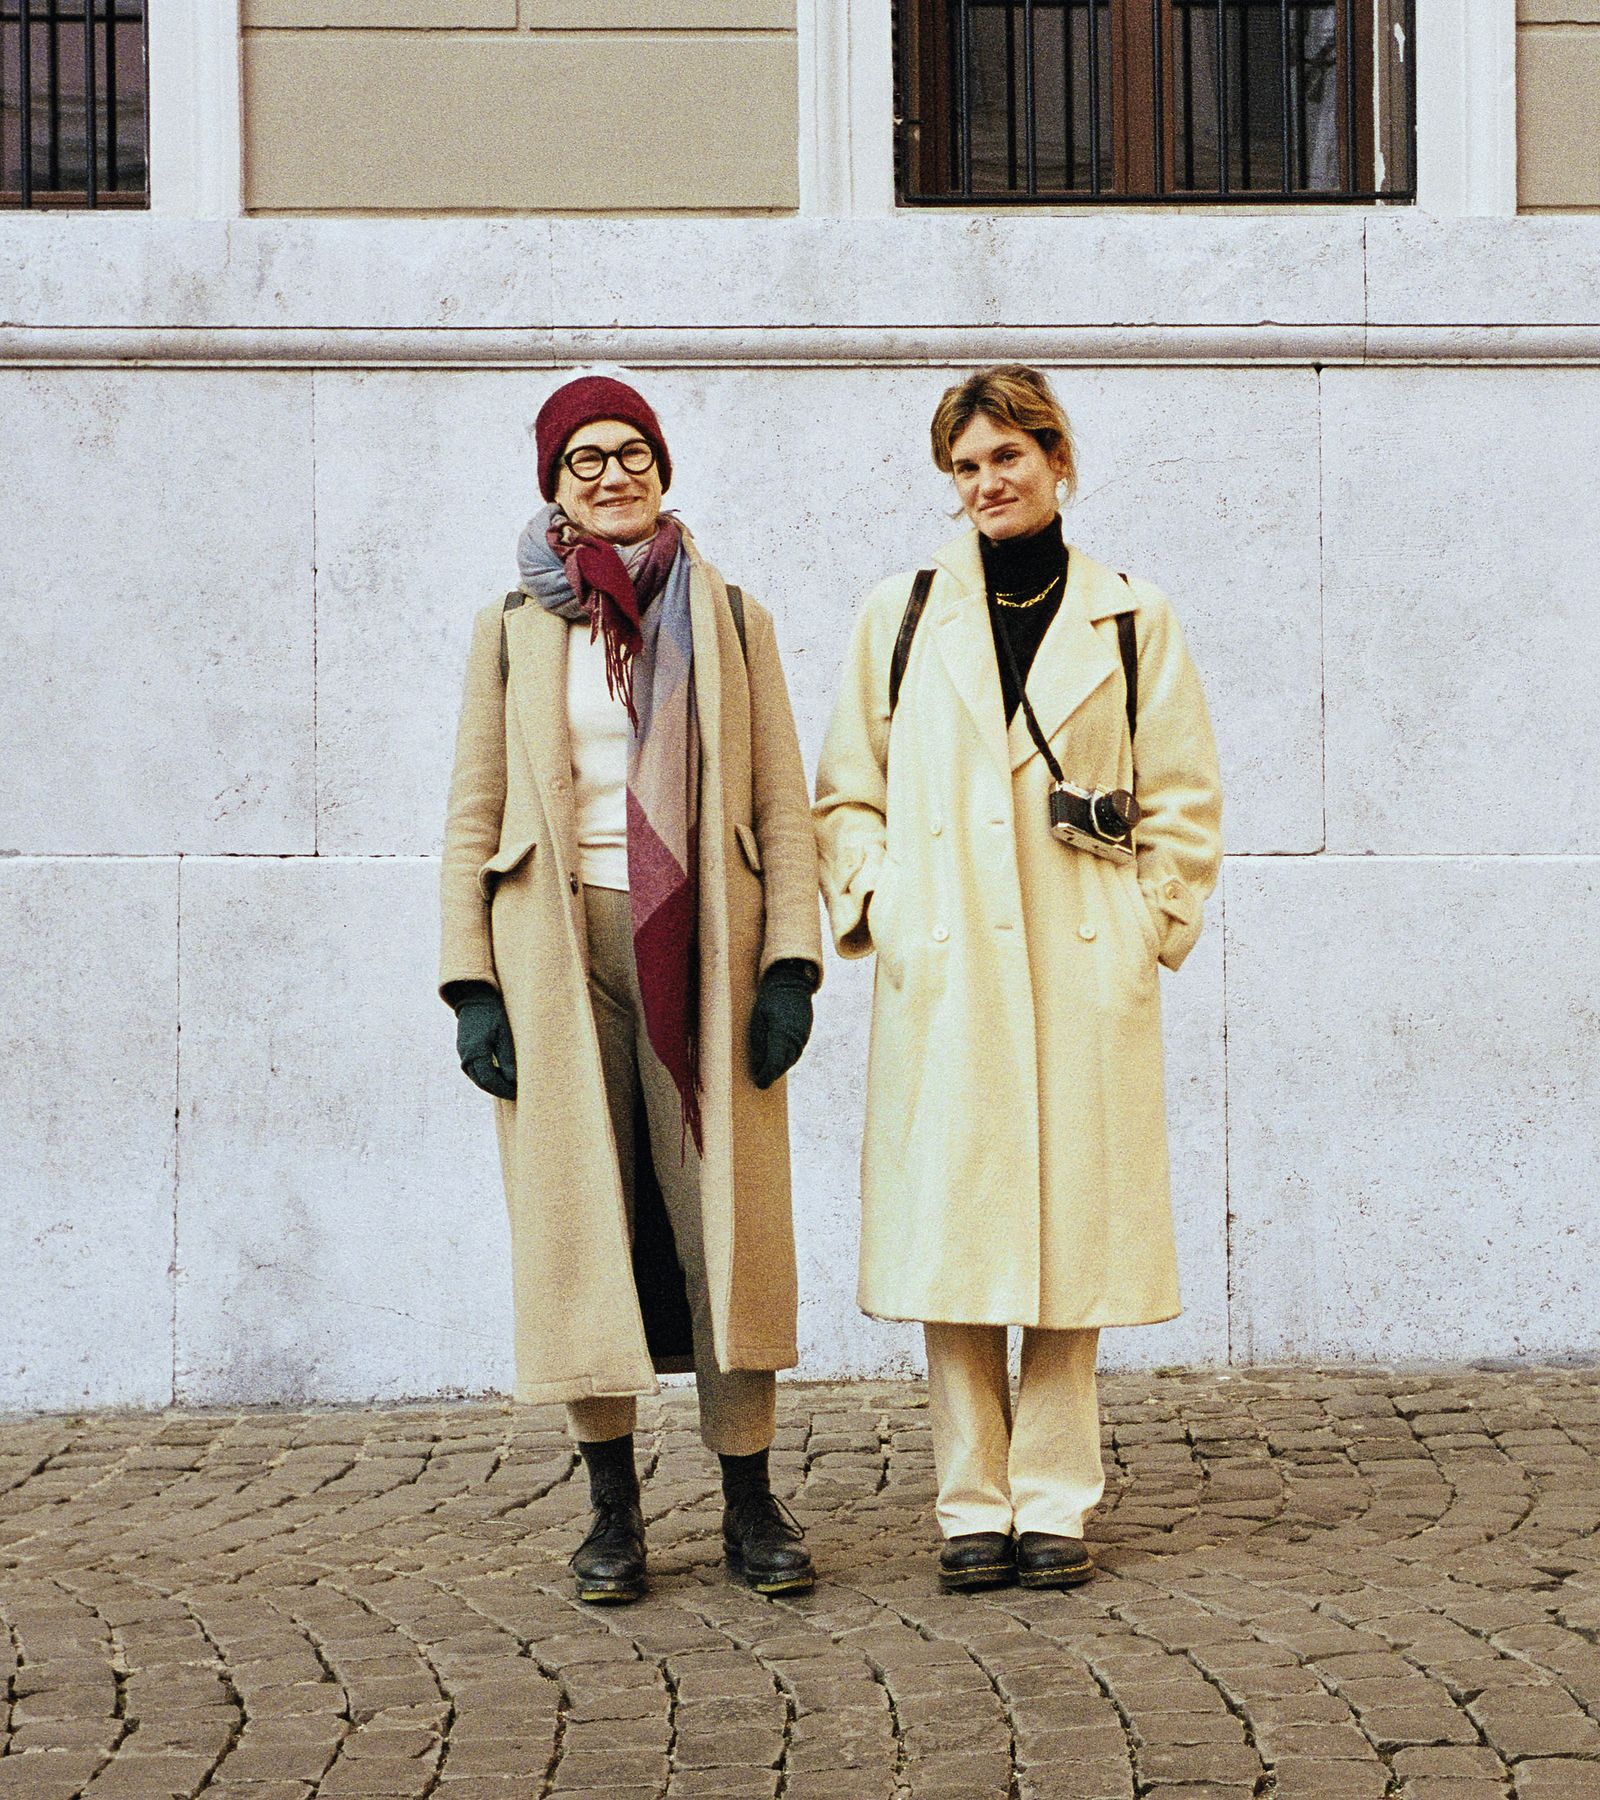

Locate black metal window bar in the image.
[898,0,1415,202]
[2,0,147,208]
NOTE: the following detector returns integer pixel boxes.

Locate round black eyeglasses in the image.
[562,440,656,481]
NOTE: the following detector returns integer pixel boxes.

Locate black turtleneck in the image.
[980,514,1068,723]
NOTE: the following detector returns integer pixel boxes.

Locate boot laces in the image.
[729,1490,805,1544]
[576,1493,640,1555]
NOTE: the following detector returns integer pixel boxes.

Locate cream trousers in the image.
[566,886,776,1457]
[923,1322,1105,1539]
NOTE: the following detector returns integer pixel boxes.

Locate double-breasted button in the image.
[931,925,950,943]
[930,820,944,836]
[1078,922,1097,942]
[1165,880,1182,900]
[551,776,568,793]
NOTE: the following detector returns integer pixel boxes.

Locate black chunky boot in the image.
[938,1531,1016,1593]
[1015,1531,1094,1589]
[720,1449,815,1596]
[571,1434,646,1604]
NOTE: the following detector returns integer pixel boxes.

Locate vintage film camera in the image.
[1049,782,1141,865]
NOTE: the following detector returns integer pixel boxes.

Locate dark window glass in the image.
[898,0,1415,203]
[2,1,148,209]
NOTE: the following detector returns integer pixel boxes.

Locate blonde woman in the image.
[815,366,1222,1591]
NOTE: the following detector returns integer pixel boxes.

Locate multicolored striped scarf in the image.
[517,505,703,1153]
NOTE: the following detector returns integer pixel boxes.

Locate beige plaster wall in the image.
[240,2,798,213]
[1519,2,1600,210]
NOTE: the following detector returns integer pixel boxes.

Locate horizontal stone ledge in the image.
[7,850,1599,863]
[6,322,1600,369]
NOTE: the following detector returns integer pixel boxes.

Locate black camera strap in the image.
[992,606,1067,785]
[993,598,1140,788]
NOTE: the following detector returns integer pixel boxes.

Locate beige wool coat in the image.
[814,529,1222,1329]
[440,536,823,1405]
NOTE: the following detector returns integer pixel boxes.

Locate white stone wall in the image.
[3,215,1598,1410]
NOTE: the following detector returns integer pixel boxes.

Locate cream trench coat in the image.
[439,536,823,1405]
[814,530,1222,1329]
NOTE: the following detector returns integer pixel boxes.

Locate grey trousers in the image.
[566,885,776,1456]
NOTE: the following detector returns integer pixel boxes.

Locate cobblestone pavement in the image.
[3,1371,1599,1800]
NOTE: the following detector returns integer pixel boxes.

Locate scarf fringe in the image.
[593,614,639,729]
[679,1022,704,1159]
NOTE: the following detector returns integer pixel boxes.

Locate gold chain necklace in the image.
[992,575,1061,610]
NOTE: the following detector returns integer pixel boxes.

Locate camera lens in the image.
[1091,790,1138,838]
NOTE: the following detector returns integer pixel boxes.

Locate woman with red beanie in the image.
[439,374,823,1603]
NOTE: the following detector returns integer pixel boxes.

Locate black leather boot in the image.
[1015,1531,1094,1588]
[938,1531,1016,1592]
[720,1449,815,1596]
[571,1434,646,1604]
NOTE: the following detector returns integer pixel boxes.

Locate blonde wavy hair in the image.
[929,364,1077,503]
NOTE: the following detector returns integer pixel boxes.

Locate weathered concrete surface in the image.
[311,372,546,858]
[0,214,1371,331]
[1225,858,1600,1365]
[1322,366,1600,855]
[1364,215,1600,326]
[0,370,314,856]
[175,856,511,1404]
[2,1369,1599,1799]
[0,860,179,1411]
[544,214,1370,329]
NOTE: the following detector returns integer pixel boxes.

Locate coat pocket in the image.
[1130,880,1162,959]
[1142,873,1200,968]
[1108,866,1160,964]
[478,837,537,902]
[868,858,905,988]
[733,821,763,876]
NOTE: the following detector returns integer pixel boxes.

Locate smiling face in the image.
[948,411,1068,542]
[554,418,664,545]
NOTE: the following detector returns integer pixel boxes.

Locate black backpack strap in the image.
[725,584,749,665]
[499,590,526,683]
[888,569,935,717]
[1115,608,1138,742]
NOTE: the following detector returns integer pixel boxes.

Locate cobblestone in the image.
[1,1370,1598,1797]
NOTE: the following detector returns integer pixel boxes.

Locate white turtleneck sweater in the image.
[566,534,655,892]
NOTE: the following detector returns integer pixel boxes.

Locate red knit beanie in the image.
[535,375,673,501]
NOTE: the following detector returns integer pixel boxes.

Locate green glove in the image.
[453,985,518,1100]
[748,959,817,1090]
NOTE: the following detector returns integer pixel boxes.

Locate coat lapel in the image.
[687,553,724,799]
[930,531,1010,776]
[1007,547,1123,774]
[504,600,578,866]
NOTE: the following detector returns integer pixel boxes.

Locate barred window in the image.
[2,1,147,209]
[897,1,1415,203]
